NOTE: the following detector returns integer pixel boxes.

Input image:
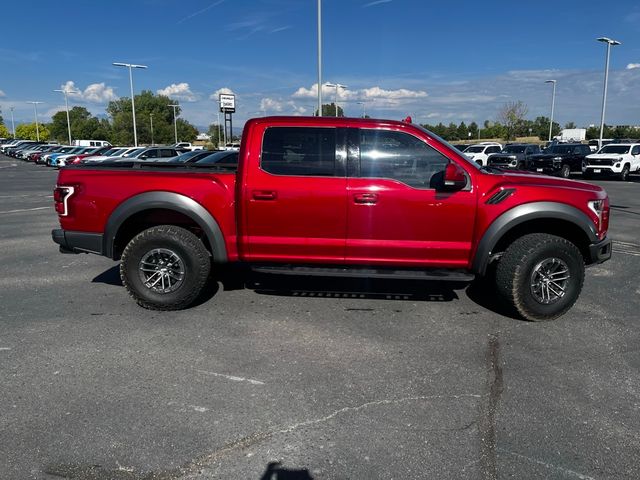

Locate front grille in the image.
[588,158,615,166]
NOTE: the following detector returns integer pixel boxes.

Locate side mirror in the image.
[441,163,467,191]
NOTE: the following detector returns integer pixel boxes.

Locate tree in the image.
[315,103,344,117]
[497,101,528,140]
[468,122,479,140]
[0,124,10,138]
[15,122,51,141]
[532,116,560,140]
[564,121,576,129]
[50,106,110,143]
[107,90,199,145]
[207,123,225,148]
[456,121,469,141]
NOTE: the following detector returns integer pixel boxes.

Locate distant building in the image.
[196,133,211,141]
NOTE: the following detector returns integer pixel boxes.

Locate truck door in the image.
[242,126,347,263]
[345,127,476,267]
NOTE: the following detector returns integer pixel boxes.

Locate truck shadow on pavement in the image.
[92,265,518,318]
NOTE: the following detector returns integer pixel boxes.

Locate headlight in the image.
[588,200,604,222]
[553,156,562,162]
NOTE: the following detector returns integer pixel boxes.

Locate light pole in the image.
[27,101,43,141]
[9,107,15,138]
[54,87,80,145]
[113,62,148,147]
[325,83,347,117]
[317,0,322,116]
[357,101,367,118]
[597,37,621,149]
[149,114,154,145]
[216,111,222,149]
[545,79,557,142]
[168,104,179,143]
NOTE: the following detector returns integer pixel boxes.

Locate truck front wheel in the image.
[495,233,584,321]
[120,225,211,310]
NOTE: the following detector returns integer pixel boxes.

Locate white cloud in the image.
[260,98,308,116]
[60,80,117,103]
[360,86,428,100]
[260,97,284,112]
[293,83,427,104]
[363,0,393,7]
[157,82,198,102]
[626,63,640,70]
[0,90,5,97]
[209,87,235,101]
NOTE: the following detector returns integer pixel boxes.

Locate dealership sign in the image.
[219,94,236,113]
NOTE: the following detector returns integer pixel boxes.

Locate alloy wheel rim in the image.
[530,257,570,305]
[138,248,185,293]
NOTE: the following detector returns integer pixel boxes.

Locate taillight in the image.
[54,186,75,216]
[70,156,82,164]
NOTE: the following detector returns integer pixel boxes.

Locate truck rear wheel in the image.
[495,233,584,321]
[120,225,211,310]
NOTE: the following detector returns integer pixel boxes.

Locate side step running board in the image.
[250,265,475,282]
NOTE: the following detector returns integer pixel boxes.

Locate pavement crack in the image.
[477,333,504,480]
[498,449,596,480]
[180,392,485,475]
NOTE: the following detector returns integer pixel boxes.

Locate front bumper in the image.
[52,229,104,255]
[584,166,620,175]
[588,237,612,264]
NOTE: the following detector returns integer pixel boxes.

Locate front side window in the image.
[261,127,336,176]
[631,146,640,155]
[359,129,449,189]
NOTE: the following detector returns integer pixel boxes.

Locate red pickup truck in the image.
[52,116,611,321]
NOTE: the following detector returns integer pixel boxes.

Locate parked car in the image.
[82,147,138,164]
[168,150,219,164]
[192,150,238,167]
[73,139,112,147]
[487,143,541,169]
[583,143,640,181]
[462,143,502,166]
[42,146,75,166]
[526,143,592,178]
[52,116,611,321]
[48,147,89,167]
[172,142,205,152]
[588,138,614,152]
[113,147,181,162]
[56,147,101,167]
[63,146,114,166]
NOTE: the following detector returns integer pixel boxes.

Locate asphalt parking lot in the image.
[1,155,639,480]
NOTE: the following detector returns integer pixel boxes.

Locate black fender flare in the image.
[104,191,228,262]
[472,201,598,275]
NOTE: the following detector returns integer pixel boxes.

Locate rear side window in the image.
[632,146,640,155]
[359,129,449,189]
[160,149,176,157]
[261,127,336,176]
[487,146,500,154]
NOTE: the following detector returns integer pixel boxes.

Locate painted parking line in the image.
[0,206,52,214]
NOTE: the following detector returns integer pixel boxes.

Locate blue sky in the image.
[1,0,640,131]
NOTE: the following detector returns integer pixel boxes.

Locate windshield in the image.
[465,146,485,153]
[170,150,207,163]
[546,145,575,154]
[598,145,631,154]
[195,151,239,165]
[503,145,526,153]
[124,148,144,158]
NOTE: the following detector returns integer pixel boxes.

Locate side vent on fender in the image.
[486,188,515,205]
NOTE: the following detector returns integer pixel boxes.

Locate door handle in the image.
[354,193,378,204]
[252,190,277,200]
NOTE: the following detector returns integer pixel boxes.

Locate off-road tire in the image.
[495,233,584,321]
[120,225,211,310]
[560,164,571,178]
[620,164,630,181]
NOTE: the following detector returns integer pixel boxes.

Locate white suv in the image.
[462,142,503,166]
[584,143,640,181]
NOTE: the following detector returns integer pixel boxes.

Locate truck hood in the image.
[587,153,627,159]
[493,170,603,192]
